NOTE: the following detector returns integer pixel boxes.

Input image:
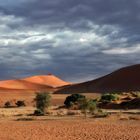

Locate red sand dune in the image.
[55,64,140,94]
[0,79,51,90]
[23,74,70,88]
[0,74,70,93]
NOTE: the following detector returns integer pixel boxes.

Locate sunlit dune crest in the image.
[0,74,70,91]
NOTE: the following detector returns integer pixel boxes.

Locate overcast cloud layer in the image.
[0,0,140,82]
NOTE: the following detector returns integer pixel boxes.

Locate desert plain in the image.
[0,92,139,140]
[0,69,139,140]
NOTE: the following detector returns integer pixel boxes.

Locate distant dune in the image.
[55,64,140,94]
[0,74,70,93]
[0,79,51,90]
[23,74,70,88]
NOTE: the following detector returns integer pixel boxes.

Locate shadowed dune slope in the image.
[55,64,140,94]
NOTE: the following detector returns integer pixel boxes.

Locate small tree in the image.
[78,98,97,118]
[34,92,51,115]
[16,100,26,107]
[4,101,11,108]
[64,94,85,108]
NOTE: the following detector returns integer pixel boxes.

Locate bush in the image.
[100,94,119,103]
[64,94,85,108]
[4,101,11,108]
[34,109,44,116]
[15,100,26,107]
[34,92,51,115]
[79,98,97,118]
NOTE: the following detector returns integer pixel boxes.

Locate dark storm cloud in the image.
[3,0,139,32]
[0,0,140,82]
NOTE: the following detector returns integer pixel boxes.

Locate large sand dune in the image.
[23,74,70,88]
[55,64,140,94]
[0,74,70,95]
[0,79,52,90]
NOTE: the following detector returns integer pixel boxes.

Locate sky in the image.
[0,0,140,82]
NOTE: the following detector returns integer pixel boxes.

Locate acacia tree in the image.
[78,98,97,118]
[34,92,51,115]
[64,94,85,108]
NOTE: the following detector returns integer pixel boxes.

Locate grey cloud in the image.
[0,0,140,82]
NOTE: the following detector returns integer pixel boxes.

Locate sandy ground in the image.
[0,119,139,140]
[0,93,139,140]
[0,107,139,140]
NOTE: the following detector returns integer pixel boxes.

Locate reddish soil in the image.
[0,119,139,140]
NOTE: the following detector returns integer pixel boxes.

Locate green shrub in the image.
[16,100,26,107]
[100,94,119,103]
[4,101,11,108]
[64,94,85,108]
[34,92,51,115]
[78,98,97,118]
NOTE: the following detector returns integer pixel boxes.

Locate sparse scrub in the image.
[15,100,26,107]
[34,92,51,115]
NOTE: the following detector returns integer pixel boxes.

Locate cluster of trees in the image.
[63,93,121,118]
[21,92,116,117]
[33,92,98,117]
[64,94,98,117]
[3,91,121,117]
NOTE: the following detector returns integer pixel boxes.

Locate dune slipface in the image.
[55,64,140,94]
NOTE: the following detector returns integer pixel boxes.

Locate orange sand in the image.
[23,74,70,88]
[0,119,139,140]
